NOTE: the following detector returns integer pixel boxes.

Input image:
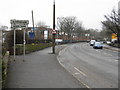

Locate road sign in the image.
[10,19,29,29]
[29,32,35,39]
[10,19,29,61]
[52,29,57,34]
[111,33,117,42]
[44,30,48,39]
[31,27,37,30]
[112,33,117,39]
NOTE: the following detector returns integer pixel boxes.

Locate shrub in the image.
[9,43,52,55]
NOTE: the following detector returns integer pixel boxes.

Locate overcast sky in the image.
[0,0,119,30]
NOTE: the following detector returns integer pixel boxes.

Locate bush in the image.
[26,39,52,44]
[26,43,52,53]
[2,61,6,86]
[9,43,52,55]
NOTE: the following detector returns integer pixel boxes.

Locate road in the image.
[57,42,119,88]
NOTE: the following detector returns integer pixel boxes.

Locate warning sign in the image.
[112,33,117,39]
[52,29,57,34]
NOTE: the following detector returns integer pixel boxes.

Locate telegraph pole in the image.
[32,10,35,32]
[31,10,35,44]
[52,0,56,54]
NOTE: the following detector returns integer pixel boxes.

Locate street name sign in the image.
[10,19,29,29]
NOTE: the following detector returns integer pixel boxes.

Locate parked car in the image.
[89,40,96,46]
[93,42,103,49]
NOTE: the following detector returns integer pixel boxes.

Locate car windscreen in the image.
[95,42,102,46]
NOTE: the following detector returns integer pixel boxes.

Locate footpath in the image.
[4,45,83,88]
[103,44,120,52]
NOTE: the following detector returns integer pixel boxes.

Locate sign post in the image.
[14,27,16,61]
[10,19,29,61]
[23,27,27,62]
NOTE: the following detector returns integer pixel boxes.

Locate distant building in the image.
[25,27,53,40]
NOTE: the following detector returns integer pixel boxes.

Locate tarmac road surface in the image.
[57,42,119,88]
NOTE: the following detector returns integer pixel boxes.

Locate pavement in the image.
[4,45,83,88]
[103,44,120,52]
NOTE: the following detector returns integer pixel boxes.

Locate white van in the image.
[89,40,96,46]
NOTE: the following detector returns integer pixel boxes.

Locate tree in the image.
[101,23,113,40]
[57,17,66,33]
[37,21,49,28]
[57,16,84,40]
[0,26,8,30]
[74,21,85,37]
[101,9,120,42]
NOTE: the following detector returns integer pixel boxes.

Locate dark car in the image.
[93,42,103,49]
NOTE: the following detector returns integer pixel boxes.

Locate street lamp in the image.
[52,0,56,54]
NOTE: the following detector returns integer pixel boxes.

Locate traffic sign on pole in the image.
[11,19,29,29]
[52,29,57,34]
[29,32,35,39]
[10,19,29,61]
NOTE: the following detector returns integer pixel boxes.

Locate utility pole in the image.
[52,0,56,54]
[32,10,35,32]
[31,10,35,43]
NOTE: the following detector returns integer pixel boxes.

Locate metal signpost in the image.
[10,19,29,61]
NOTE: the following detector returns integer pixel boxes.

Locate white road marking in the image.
[74,67,87,77]
[103,53,113,56]
[74,72,80,75]
[73,73,91,89]
[95,50,98,51]
[114,60,118,62]
[78,79,91,89]
[58,59,91,89]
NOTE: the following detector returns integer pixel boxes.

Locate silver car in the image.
[93,42,103,49]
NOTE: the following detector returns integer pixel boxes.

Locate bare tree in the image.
[74,21,85,37]
[37,21,49,28]
[101,9,120,42]
[57,16,82,40]
[0,25,8,30]
[57,17,66,34]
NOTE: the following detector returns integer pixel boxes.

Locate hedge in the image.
[10,43,52,55]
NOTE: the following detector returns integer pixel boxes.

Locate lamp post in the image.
[52,0,56,54]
